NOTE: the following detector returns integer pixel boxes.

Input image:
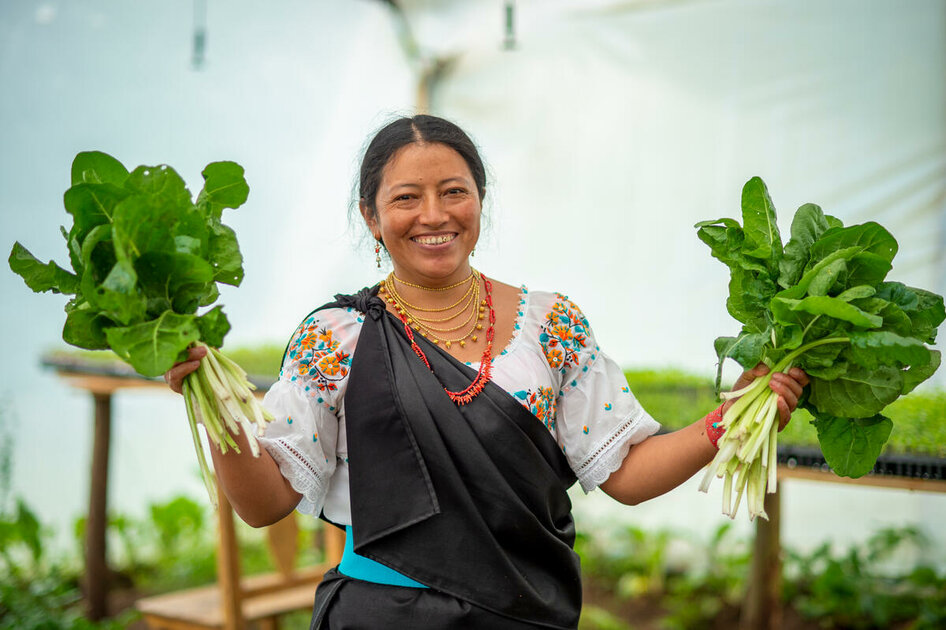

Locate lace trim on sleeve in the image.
[262,437,333,516]
[573,409,661,493]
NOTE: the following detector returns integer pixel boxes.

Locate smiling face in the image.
[363,142,481,287]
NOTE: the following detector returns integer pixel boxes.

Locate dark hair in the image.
[358,114,487,219]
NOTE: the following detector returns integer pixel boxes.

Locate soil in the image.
[582,578,823,630]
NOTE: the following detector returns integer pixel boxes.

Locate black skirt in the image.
[310,569,575,630]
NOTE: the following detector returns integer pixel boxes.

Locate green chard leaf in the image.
[713,331,769,392]
[901,349,941,395]
[808,221,898,268]
[62,303,113,350]
[807,365,903,418]
[727,267,776,333]
[197,305,231,348]
[874,281,919,311]
[847,330,931,370]
[196,161,249,220]
[772,295,882,329]
[112,193,208,261]
[105,310,200,377]
[208,223,244,286]
[740,177,782,267]
[836,285,876,301]
[906,287,945,344]
[71,151,129,186]
[778,203,834,289]
[63,182,128,245]
[134,251,214,316]
[92,258,146,325]
[813,414,893,478]
[8,242,79,294]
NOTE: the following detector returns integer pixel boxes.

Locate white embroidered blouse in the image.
[258,287,661,525]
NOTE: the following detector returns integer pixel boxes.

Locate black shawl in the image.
[322,286,582,629]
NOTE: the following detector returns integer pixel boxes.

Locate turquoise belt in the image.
[337,526,428,588]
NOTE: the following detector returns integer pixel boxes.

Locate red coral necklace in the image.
[383,270,496,405]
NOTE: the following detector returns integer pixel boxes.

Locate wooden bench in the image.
[136,484,344,630]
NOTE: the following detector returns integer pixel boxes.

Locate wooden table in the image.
[42,355,274,621]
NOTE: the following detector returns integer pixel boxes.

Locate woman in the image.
[166,114,808,629]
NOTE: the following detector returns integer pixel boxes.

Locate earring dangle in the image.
[375,241,382,269]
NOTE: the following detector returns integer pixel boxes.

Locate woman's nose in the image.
[418,195,448,224]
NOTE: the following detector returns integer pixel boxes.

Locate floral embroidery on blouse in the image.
[283,314,351,393]
[539,294,590,373]
[513,386,557,432]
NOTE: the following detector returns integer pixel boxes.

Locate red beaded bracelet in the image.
[704,404,726,449]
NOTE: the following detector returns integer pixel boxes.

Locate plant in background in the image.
[8,151,273,507]
[696,177,945,519]
[783,527,946,629]
[658,524,750,630]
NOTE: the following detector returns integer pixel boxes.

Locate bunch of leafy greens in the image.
[8,151,272,506]
[695,177,944,518]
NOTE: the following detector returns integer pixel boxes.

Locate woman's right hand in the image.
[164,345,207,394]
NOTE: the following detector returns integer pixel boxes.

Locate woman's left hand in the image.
[725,364,810,430]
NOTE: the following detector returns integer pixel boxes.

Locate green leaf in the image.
[726,268,776,333]
[796,339,848,370]
[134,251,215,315]
[814,414,892,478]
[105,310,200,377]
[808,365,903,418]
[713,331,769,392]
[8,242,79,294]
[783,295,883,329]
[840,251,892,288]
[93,258,145,325]
[63,182,128,244]
[901,349,941,395]
[740,177,782,264]
[71,151,129,186]
[694,217,742,229]
[874,282,919,311]
[803,361,850,380]
[809,221,898,267]
[876,301,913,336]
[778,203,832,289]
[62,306,112,350]
[905,287,945,344]
[847,331,931,370]
[836,285,876,301]
[805,258,847,297]
[207,223,244,286]
[197,305,231,348]
[196,161,250,220]
[112,192,207,261]
[777,246,861,300]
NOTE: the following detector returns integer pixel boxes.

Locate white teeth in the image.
[414,234,455,245]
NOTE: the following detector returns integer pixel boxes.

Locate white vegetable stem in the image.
[699,337,849,520]
[182,342,275,507]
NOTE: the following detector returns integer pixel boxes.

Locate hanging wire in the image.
[192,0,207,69]
[503,0,516,50]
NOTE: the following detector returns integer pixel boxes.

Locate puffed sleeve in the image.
[258,307,362,516]
[539,294,661,492]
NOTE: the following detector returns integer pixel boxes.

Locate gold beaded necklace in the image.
[392,271,474,292]
[380,271,486,349]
